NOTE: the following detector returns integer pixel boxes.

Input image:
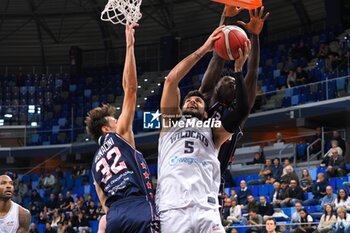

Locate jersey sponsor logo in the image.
[143,110,161,129]
[168,155,208,167]
[212,223,222,232]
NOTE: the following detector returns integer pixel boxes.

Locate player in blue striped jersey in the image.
[85,24,158,233]
[200,6,269,175]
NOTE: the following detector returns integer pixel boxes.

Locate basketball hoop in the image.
[211,0,262,10]
[101,0,142,25]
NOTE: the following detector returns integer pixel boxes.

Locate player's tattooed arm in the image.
[117,23,138,147]
[199,6,242,96]
[237,6,269,128]
[160,26,223,135]
[17,207,31,233]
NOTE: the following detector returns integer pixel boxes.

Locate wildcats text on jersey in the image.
[170,130,209,147]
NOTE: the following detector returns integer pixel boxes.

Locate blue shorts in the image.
[106,196,159,233]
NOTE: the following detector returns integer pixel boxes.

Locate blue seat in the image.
[296,144,307,159]
[89,220,99,233]
[337,79,346,91]
[336,177,348,190]
[328,177,337,190]
[291,95,299,106]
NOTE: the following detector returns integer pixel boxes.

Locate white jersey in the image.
[0,201,20,233]
[156,117,220,212]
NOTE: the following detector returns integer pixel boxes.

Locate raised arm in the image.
[160,25,224,136]
[213,46,250,149]
[199,6,242,95]
[17,206,31,233]
[116,23,138,147]
[237,6,269,128]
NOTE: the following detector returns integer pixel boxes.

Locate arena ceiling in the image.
[0,0,326,68]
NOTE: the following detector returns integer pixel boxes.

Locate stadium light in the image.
[4,113,12,118]
[157,83,161,86]
[144,97,147,100]
[137,105,140,108]
[144,79,148,82]
[28,105,35,113]
[138,85,141,88]
[31,122,38,127]
[0,119,4,126]
[151,90,154,93]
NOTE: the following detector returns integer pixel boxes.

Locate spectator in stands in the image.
[281,165,299,185]
[335,207,350,233]
[309,127,322,158]
[332,130,346,157]
[231,188,237,199]
[60,212,67,224]
[287,69,296,88]
[57,192,65,209]
[247,152,266,165]
[84,194,93,207]
[343,182,350,195]
[334,189,350,211]
[47,193,59,211]
[63,191,74,210]
[265,218,277,233]
[275,132,285,143]
[248,159,273,185]
[320,186,337,209]
[87,200,98,220]
[238,180,252,206]
[11,190,22,205]
[295,66,309,85]
[315,204,336,233]
[226,198,242,225]
[56,222,64,233]
[281,179,304,207]
[244,195,259,215]
[303,173,328,206]
[246,210,263,233]
[270,181,284,207]
[38,206,49,224]
[51,210,61,229]
[74,211,91,233]
[282,158,294,176]
[30,189,43,208]
[45,222,57,233]
[29,223,39,233]
[292,209,314,233]
[231,228,238,233]
[282,56,296,74]
[317,42,329,59]
[271,158,283,181]
[321,141,343,167]
[326,148,347,177]
[43,172,56,191]
[291,201,303,230]
[298,41,311,60]
[18,182,28,198]
[223,197,232,220]
[258,196,274,222]
[300,169,313,192]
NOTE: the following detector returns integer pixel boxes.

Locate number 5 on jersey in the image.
[95,147,127,184]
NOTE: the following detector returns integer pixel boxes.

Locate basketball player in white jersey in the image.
[0,175,31,233]
[157,26,250,233]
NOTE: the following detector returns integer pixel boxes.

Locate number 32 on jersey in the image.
[95,147,127,184]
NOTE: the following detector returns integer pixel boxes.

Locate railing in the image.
[307,138,322,167]
[278,143,296,167]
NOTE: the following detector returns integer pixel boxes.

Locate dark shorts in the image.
[106,196,159,233]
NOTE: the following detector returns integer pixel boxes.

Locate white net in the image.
[101,0,142,25]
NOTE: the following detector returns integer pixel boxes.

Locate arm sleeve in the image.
[221,72,250,133]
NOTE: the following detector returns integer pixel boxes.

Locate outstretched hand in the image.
[224,5,242,17]
[237,6,269,35]
[234,40,251,72]
[125,23,139,47]
[201,25,225,53]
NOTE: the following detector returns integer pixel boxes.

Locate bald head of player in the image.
[85,104,117,143]
[214,76,236,105]
[0,175,14,201]
[182,90,208,120]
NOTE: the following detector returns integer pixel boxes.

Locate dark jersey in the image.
[208,101,243,175]
[91,133,155,208]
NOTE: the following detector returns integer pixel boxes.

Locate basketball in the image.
[214,25,249,60]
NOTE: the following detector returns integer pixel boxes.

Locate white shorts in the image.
[159,205,225,233]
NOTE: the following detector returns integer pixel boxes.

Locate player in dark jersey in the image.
[85,23,158,233]
[199,6,269,174]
